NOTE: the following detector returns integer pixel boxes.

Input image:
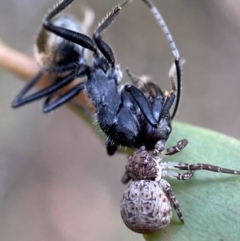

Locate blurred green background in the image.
[0,0,240,240]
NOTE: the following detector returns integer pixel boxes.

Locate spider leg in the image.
[121,170,131,184]
[163,139,188,156]
[168,162,240,175]
[162,168,194,181]
[155,139,192,180]
[43,0,97,53]
[160,179,184,223]
[43,82,85,113]
[12,70,44,108]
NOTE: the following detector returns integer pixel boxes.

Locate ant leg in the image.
[159,91,175,119]
[93,0,133,67]
[43,82,85,113]
[141,0,182,119]
[124,85,158,126]
[12,70,44,108]
[43,0,97,53]
[12,64,88,108]
[105,138,118,156]
[126,69,165,122]
[160,179,184,223]
[125,69,148,90]
[146,82,165,122]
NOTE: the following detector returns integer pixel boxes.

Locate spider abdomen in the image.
[120,180,172,234]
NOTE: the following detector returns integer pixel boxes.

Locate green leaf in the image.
[144,122,240,241]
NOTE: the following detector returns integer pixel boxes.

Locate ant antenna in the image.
[141,0,181,119]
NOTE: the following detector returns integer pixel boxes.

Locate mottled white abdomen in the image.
[120,180,172,234]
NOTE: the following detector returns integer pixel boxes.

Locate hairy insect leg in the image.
[160,179,184,223]
[43,82,85,113]
[45,0,74,21]
[93,0,133,67]
[43,0,97,53]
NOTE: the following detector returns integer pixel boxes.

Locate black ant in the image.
[12,0,182,159]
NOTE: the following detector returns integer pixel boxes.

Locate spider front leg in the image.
[164,139,188,156]
[168,162,240,175]
[154,139,193,180]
